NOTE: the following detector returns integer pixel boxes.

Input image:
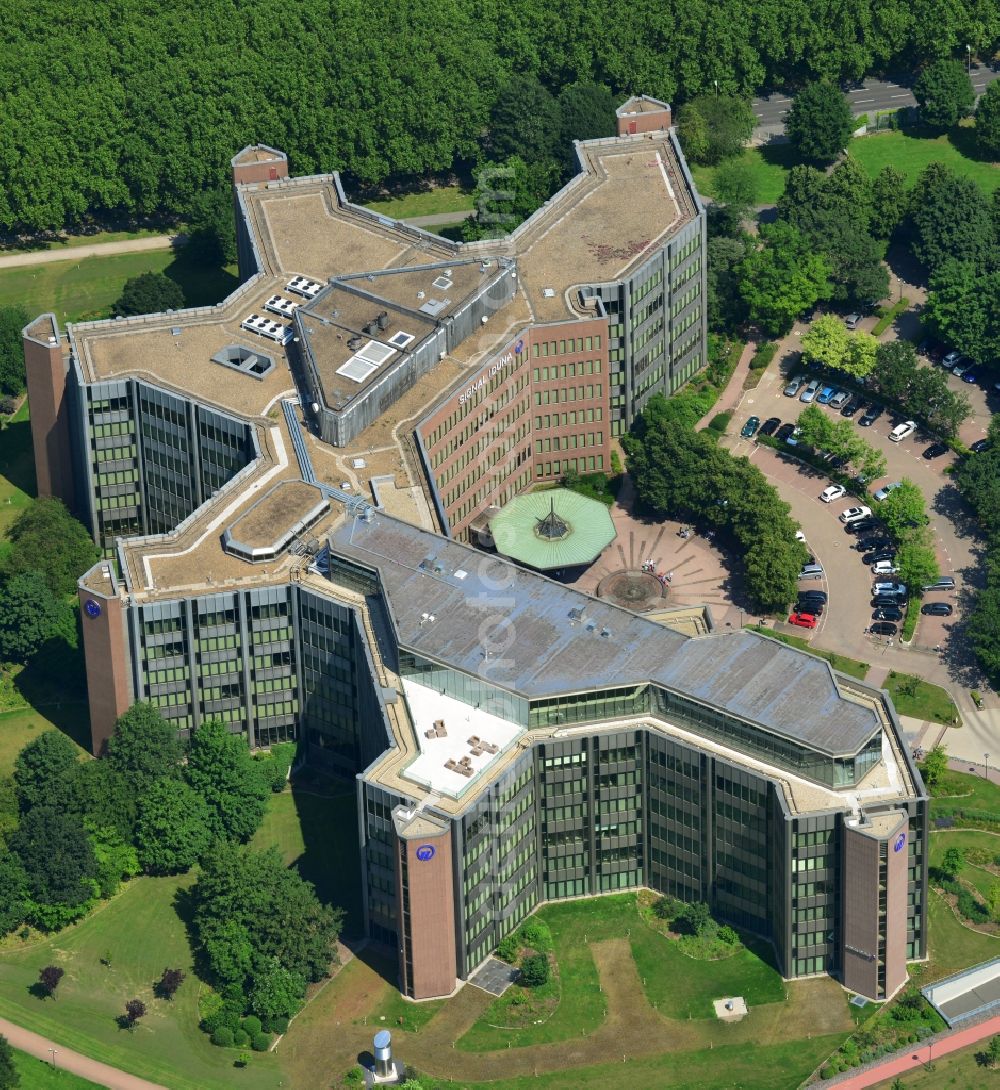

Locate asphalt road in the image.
[752,65,1000,130]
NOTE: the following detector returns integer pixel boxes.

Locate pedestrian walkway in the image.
[816,1012,1000,1088]
[0,1016,168,1090]
[695,339,758,430]
[0,234,177,270]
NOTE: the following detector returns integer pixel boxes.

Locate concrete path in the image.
[695,339,758,430]
[0,235,177,270]
[815,1012,1000,1088]
[0,1016,169,1089]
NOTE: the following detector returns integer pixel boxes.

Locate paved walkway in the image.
[404,209,475,227]
[0,1016,168,1089]
[816,1012,1000,1088]
[695,339,758,430]
[0,235,179,269]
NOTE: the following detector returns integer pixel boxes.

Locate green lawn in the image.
[363,184,474,219]
[690,145,798,205]
[0,713,85,777]
[0,876,283,1090]
[12,1047,103,1088]
[932,767,1000,815]
[0,249,238,324]
[925,885,1000,982]
[870,1039,1000,1089]
[883,671,959,724]
[749,625,870,679]
[929,829,1000,899]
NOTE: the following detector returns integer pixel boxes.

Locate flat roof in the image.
[328,508,883,758]
[224,479,327,549]
[924,958,1000,1025]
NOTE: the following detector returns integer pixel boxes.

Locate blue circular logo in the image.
[514,338,524,355]
[893,832,906,853]
[415,845,435,862]
[84,600,102,619]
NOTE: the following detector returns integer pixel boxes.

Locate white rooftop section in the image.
[336,338,397,383]
[400,679,524,799]
[924,957,1000,1025]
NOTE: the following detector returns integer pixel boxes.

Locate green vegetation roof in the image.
[490,488,616,569]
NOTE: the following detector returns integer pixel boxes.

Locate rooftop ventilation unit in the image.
[286,275,323,299]
[418,557,435,572]
[454,569,468,581]
[600,627,611,638]
[347,336,364,350]
[376,310,389,331]
[568,607,584,621]
[543,287,556,298]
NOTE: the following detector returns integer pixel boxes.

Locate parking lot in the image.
[725,351,982,663]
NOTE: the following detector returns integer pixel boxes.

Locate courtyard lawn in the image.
[363,184,474,219]
[931,767,1000,816]
[883,671,959,724]
[690,145,797,205]
[0,876,283,1090]
[930,828,1000,901]
[0,248,238,324]
[12,1047,103,1088]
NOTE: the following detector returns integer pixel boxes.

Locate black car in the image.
[863,550,896,565]
[840,397,862,418]
[797,599,824,615]
[855,535,892,553]
[970,439,992,454]
[923,442,948,459]
[844,517,877,535]
[759,416,781,437]
[873,606,904,622]
[872,595,901,608]
[798,589,828,602]
[870,621,898,636]
[921,602,954,616]
[775,422,796,441]
[858,405,883,427]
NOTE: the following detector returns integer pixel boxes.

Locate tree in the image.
[155,968,186,1000]
[738,222,832,335]
[976,82,1000,159]
[38,965,64,999]
[184,187,237,267]
[871,166,908,239]
[87,823,139,898]
[13,730,79,813]
[908,163,994,273]
[843,333,878,378]
[135,778,213,875]
[706,234,750,333]
[0,306,28,398]
[122,998,146,1029]
[67,761,138,841]
[487,76,561,166]
[556,82,615,171]
[968,585,1000,683]
[3,498,98,598]
[925,260,1000,367]
[463,155,561,241]
[519,953,550,987]
[112,272,184,319]
[940,846,964,879]
[896,543,940,593]
[185,720,269,843]
[920,744,947,787]
[0,572,76,667]
[0,847,29,935]
[247,957,305,1022]
[874,340,919,402]
[674,94,755,165]
[878,480,927,543]
[0,1034,17,1090]
[8,807,98,921]
[826,155,874,229]
[674,901,712,936]
[986,1034,1000,1069]
[914,59,974,129]
[713,158,760,217]
[785,81,854,163]
[105,702,183,786]
[801,316,849,369]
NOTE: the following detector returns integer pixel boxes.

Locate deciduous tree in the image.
[105,702,183,786]
[896,542,939,592]
[112,272,184,318]
[908,163,994,273]
[738,222,832,335]
[920,744,948,787]
[38,965,64,999]
[9,807,98,926]
[135,778,213,875]
[185,720,269,843]
[0,1034,17,1090]
[785,81,854,163]
[871,166,908,239]
[976,81,1000,159]
[940,846,964,878]
[3,498,98,598]
[878,480,927,543]
[914,59,974,129]
[674,94,755,165]
[13,730,79,813]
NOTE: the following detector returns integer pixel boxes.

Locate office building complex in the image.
[24,99,925,1006]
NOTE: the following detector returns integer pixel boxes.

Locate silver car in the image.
[799,379,820,403]
[784,375,805,397]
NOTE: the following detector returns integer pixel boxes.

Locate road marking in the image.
[890,93,910,99]
[855,98,876,104]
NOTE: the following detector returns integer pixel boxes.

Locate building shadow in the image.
[0,417,38,497]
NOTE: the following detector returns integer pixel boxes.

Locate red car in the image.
[787,612,818,629]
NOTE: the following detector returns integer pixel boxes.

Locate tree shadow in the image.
[172,882,216,987]
[947,122,997,164]
[27,982,49,1001]
[0,418,38,497]
[161,249,240,310]
[931,483,983,548]
[14,638,91,750]
[758,142,802,172]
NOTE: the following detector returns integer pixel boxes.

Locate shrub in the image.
[211,1027,235,1048]
[271,1015,289,1034]
[750,341,777,370]
[519,953,550,987]
[233,1028,250,1048]
[241,1015,262,1037]
[251,1031,271,1052]
[717,925,740,946]
[518,920,551,952]
[708,410,732,434]
[965,847,994,866]
[496,934,519,963]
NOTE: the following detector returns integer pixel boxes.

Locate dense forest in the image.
[4,0,1000,233]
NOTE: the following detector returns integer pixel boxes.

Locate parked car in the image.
[922,576,956,591]
[776,422,796,441]
[873,580,908,597]
[800,379,821,403]
[759,416,781,437]
[844,313,861,330]
[844,517,877,535]
[829,390,851,410]
[741,415,760,438]
[873,481,902,502]
[858,405,883,427]
[839,505,873,523]
[855,535,893,553]
[816,385,838,405]
[872,594,901,608]
[870,621,898,637]
[962,370,978,384]
[788,612,818,629]
[840,396,862,418]
[970,439,992,453]
[921,602,954,616]
[798,588,828,601]
[820,484,847,503]
[797,598,824,616]
[871,560,899,575]
[952,360,971,378]
[784,376,806,397]
[785,426,802,446]
[922,442,948,459]
[889,420,917,442]
[942,350,962,367]
[799,563,824,580]
[873,606,904,622]
[863,550,896,565]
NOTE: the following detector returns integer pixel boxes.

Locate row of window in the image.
[533,455,605,478]
[532,360,603,381]
[531,334,602,357]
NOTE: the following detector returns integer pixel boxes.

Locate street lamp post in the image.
[986,752,991,781]
[967,44,973,74]
[713,79,719,95]
[48,1048,57,1068]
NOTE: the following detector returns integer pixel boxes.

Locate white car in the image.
[871,560,899,575]
[820,485,847,503]
[839,505,873,524]
[873,481,901,502]
[889,421,917,442]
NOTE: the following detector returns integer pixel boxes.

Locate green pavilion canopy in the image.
[489,488,616,570]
